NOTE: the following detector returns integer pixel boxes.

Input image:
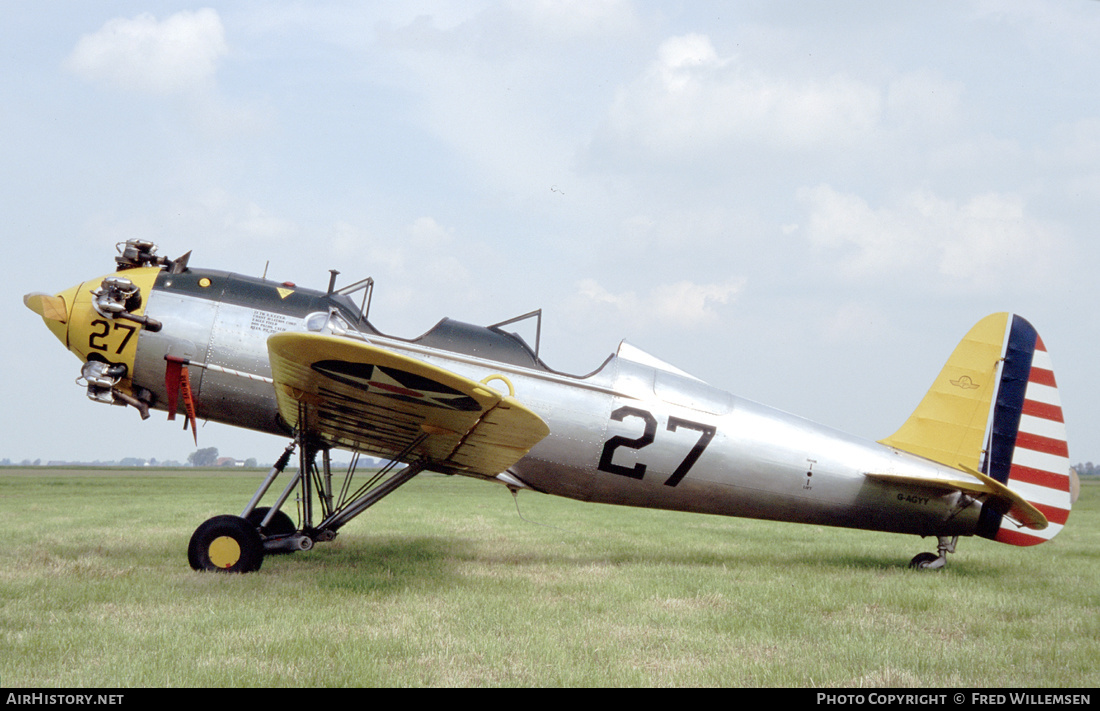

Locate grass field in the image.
[1,468,1097,687]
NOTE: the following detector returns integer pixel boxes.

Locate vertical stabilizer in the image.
[881,314,1072,546]
[879,313,1008,473]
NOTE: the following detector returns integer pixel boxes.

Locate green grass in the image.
[2,469,1098,687]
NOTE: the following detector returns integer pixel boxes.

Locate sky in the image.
[3,1,1098,467]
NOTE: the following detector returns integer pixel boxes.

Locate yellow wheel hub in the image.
[208,536,242,569]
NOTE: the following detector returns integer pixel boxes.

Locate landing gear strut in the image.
[908,535,958,570]
[188,425,428,572]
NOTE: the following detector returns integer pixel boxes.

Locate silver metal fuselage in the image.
[132,269,982,539]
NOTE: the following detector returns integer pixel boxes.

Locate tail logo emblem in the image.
[950,376,980,390]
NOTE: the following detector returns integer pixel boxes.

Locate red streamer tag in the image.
[165,356,198,444]
[165,357,182,421]
[179,364,198,445]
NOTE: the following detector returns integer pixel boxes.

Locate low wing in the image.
[864,468,1048,531]
[267,332,549,476]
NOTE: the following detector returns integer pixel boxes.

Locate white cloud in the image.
[1046,118,1100,170]
[66,9,228,95]
[325,216,482,329]
[798,184,1067,291]
[574,277,744,330]
[972,0,1100,58]
[600,33,883,161]
[505,0,638,38]
[165,189,299,253]
[818,302,887,345]
[885,70,964,132]
[407,216,453,249]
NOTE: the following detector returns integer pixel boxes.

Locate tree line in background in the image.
[185,447,258,468]
[0,447,258,468]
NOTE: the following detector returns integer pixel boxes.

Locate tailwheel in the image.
[188,515,265,573]
[908,535,957,570]
[908,552,943,569]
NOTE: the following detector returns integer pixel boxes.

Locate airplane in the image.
[24,240,1077,573]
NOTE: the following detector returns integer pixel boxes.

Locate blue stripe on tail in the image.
[977,315,1037,540]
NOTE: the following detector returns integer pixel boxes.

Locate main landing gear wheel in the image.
[245,506,299,556]
[188,515,264,573]
[246,507,296,536]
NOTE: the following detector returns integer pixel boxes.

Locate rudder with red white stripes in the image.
[976,315,1073,546]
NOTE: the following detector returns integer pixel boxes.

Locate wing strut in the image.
[318,456,427,532]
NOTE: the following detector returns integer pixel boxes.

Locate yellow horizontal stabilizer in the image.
[267,332,549,476]
[865,467,1048,531]
[958,465,1048,531]
[865,469,986,494]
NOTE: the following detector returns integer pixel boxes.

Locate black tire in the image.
[188,515,264,572]
[908,551,941,570]
[246,507,296,536]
